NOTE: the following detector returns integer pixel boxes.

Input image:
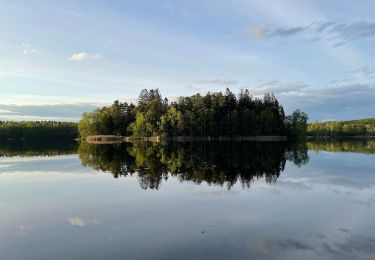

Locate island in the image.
[78,88,309,142]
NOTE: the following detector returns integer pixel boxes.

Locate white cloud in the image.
[68,52,103,61]
[21,43,36,55]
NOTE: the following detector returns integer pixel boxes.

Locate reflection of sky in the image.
[0,155,84,174]
[0,152,374,259]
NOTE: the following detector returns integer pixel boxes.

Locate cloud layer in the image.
[0,103,98,122]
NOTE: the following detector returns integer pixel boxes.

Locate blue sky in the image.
[1,0,375,121]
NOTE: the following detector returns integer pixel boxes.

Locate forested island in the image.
[78,88,308,140]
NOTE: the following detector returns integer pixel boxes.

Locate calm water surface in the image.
[0,140,374,260]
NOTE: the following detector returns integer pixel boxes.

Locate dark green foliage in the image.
[285,109,309,139]
[0,121,78,139]
[308,118,375,137]
[78,100,135,138]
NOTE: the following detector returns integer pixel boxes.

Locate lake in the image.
[0,139,375,260]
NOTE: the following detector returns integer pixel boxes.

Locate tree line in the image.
[78,88,308,139]
[0,121,78,139]
[308,118,375,137]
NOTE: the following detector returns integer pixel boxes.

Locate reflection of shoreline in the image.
[308,136,375,138]
[0,139,77,157]
[307,139,375,154]
[167,136,288,141]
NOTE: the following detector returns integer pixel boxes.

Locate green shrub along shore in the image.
[78,88,309,140]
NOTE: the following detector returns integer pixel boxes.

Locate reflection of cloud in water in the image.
[352,195,375,208]
[17,224,34,238]
[315,176,375,190]
[0,155,75,163]
[245,229,375,258]
[277,238,314,251]
[0,171,99,180]
[274,179,312,191]
[286,151,375,192]
[68,217,86,227]
[194,190,240,197]
[336,235,375,255]
[67,217,100,227]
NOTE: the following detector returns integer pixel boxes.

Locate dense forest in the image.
[308,118,375,137]
[78,88,308,139]
[0,121,78,139]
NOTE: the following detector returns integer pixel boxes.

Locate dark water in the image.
[0,139,375,260]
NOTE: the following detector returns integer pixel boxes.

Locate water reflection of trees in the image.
[78,141,310,190]
[0,140,77,157]
[307,139,375,154]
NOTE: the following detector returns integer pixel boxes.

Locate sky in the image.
[1,0,375,122]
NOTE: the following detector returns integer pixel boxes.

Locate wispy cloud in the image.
[271,26,309,37]
[56,8,83,18]
[248,80,309,96]
[69,52,103,61]
[194,79,239,85]
[245,20,375,47]
[0,103,98,122]
[184,85,202,92]
[347,66,375,78]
